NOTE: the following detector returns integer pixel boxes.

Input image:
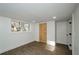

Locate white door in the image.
[56,21,67,45]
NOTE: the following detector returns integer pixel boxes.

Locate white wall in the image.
[56,21,68,45]
[72,5,79,55]
[35,21,55,46]
[0,16,35,54]
[47,21,55,46]
[0,16,56,54]
[34,23,39,41]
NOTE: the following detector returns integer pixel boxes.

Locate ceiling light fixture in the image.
[53,16,56,19]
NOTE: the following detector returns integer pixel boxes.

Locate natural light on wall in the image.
[11,20,31,32]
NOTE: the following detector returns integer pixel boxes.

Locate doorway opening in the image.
[39,23,47,43]
[55,17,72,50]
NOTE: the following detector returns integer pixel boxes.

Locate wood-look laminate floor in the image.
[1,41,72,55]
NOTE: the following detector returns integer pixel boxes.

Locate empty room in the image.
[0,3,79,55]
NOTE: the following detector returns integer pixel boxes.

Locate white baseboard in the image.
[0,40,35,54]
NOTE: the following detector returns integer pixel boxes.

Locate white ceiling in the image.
[0,3,77,22]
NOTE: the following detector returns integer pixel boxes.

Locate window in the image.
[24,24,31,32]
[11,21,31,32]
